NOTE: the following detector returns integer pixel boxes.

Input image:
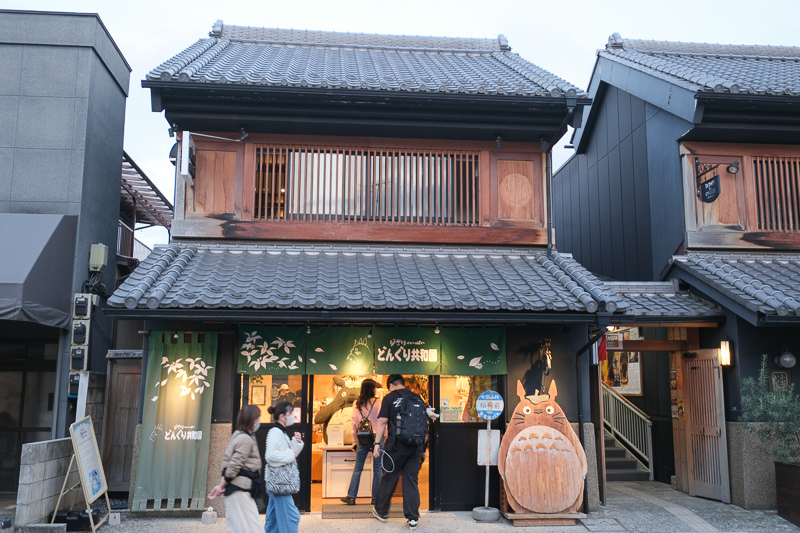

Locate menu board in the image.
[69,416,108,504]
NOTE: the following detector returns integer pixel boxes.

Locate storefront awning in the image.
[108,243,723,324]
[0,214,77,328]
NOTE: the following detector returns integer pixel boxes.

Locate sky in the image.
[6,0,800,248]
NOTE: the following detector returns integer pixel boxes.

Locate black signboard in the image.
[695,158,721,203]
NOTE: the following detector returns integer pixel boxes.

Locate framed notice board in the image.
[69,416,108,504]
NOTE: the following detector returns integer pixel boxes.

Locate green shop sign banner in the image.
[132,331,218,512]
[238,326,307,375]
[441,327,506,376]
[307,326,374,375]
[372,326,442,375]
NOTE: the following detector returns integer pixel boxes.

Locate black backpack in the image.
[356,401,375,447]
[393,393,428,447]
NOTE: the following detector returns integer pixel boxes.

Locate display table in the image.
[319,445,373,498]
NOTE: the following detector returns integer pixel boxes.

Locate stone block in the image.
[30,463,45,484]
[18,44,79,98]
[16,484,32,506]
[43,477,62,499]
[13,524,67,533]
[43,460,58,481]
[11,148,71,203]
[18,465,32,485]
[13,505,31,526]
[109,513,120,526]
[14,98,76,150]
[0,96,18,148]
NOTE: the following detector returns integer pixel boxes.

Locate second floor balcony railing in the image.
[253,144,480,226]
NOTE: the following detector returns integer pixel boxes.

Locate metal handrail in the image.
[602,383,654,480]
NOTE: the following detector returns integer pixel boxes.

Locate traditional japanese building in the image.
[554,34,800,509]
[108,23,722,515]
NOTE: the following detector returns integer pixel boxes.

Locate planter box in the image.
[775,462,800,527]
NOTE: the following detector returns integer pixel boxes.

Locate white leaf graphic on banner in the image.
[490,343,499,351]
[298,356,303,362]
[457,355,465,360]
[151,396,158,402]
[469,357,482,368]
[310,358,317,364]
[315,347,324,352]
[329,364,338,371]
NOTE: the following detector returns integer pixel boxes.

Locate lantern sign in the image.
[476,390,504,421]
[695,158,721,203]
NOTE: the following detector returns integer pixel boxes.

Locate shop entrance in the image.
[309,374,430,512]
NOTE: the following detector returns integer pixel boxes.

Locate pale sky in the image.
[6,0,800,248]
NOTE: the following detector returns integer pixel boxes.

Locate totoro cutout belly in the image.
[504,424,584,514]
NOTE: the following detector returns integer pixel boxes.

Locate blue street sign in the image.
[476,390,504,421]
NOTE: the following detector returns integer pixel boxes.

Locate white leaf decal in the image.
[191,392,196,400]
[151,396,158,402]
[284,346,291,354]
[298,356,303,362]
[315,347,324,352]
[469,357,482,368]
[457,355,465,360]
[310,358,317,364]
[490,343,500,351]
[329,364,338,371]
[161,379,168,386]
[161,357,168,364]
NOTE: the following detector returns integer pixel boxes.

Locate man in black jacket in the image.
[372,374,427,531]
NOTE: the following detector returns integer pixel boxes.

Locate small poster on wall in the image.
[600,328,642,396]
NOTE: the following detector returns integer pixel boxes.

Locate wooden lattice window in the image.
[753,157,800,231]
[254,145,480,226]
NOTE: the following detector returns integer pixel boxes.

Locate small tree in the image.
[739,355,800,465]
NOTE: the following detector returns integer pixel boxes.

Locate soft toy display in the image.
[498,380,587,515]
[313,377,360,444]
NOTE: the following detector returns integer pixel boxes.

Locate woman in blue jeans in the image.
[340,379,386,505]
[264,401,303,533]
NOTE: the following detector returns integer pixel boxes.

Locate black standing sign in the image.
[695,158,721,203]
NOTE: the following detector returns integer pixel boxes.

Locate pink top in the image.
[350,397,386,443]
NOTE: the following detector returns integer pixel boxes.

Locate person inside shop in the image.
[340,378,386,505]
[372,374,428,531]
[208,404,264,533]
[275,383,296,405]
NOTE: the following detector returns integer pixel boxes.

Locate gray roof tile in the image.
[671,253,800,316]
[110,243,719,321]
[601,33,800,96]
[146,21,585,98]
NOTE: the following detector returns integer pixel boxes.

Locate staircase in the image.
[604,433,650,481]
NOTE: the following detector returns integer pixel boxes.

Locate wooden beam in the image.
[619,339,687,352]
[612,322,720,328]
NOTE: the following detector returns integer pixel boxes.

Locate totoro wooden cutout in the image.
[498,379,588,514]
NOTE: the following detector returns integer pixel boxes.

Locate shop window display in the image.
[246,375,304,423]
[439,375,499,422]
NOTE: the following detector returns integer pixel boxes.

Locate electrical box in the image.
[71,348,86,371]
[89,243,108,272]
[72,323,87,345]
[68,373,80,398]
[74,296,89,317]
[180,132,196,185]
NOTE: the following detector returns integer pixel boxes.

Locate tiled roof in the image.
[109,243,721,321]
[120,151,173,229]
[670,253,800,317]
[109,244,616,313]
[600,33,800,96]
[604,281,723,318]
[145,21,585,98]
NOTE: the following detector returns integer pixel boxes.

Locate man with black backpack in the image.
[372,374,429,531]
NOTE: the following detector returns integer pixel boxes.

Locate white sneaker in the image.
[408,519,418,530]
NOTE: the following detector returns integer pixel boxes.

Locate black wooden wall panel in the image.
[588,164,601,273]
[632,121,653,279]
[597,156,613,276]
[607,146,625,280]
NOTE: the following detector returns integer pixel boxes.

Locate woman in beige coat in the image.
[209,404,263,533]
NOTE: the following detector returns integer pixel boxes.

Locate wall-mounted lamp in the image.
[718,340,732,366]
[495,135,502,150]
[434,324,440,334]
[775,347,797,369]
[306,323,311,334]
[367,327,373,339]
[726,161,739,174]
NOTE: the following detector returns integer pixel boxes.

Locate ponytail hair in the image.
[267,401,294,421]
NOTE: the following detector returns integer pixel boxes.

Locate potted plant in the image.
[739,355,800,527]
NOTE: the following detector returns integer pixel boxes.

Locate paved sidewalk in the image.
[25,482,800,532]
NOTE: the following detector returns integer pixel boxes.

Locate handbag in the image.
[266,431,300,495]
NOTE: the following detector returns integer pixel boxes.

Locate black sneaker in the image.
[340,496,355,505]
[372,507,388,522]
[408,518,418,530]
